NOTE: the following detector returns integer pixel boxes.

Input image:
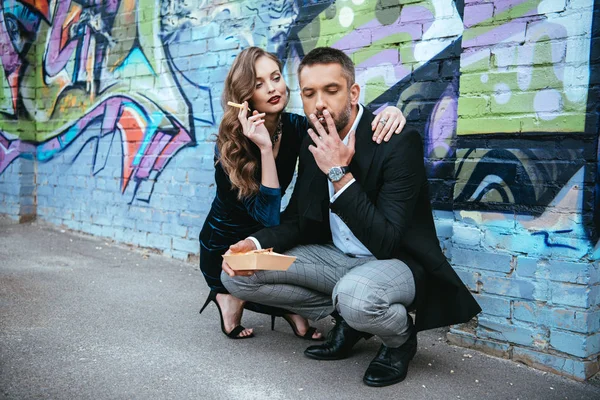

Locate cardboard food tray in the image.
[222,249,296,271]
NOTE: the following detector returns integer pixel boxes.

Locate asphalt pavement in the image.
[1,219,599,400]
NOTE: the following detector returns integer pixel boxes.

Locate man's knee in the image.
[221,271,255,295]
[220,271,235,292]
[333,278,385,329]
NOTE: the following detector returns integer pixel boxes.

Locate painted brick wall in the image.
[0,0,598,381]
[0,158,35,222]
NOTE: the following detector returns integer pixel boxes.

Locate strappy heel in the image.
[271,314,324,341]
[199,291,254,339]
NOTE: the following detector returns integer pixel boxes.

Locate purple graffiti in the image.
[426,80,458,169]
[0,0,194,202]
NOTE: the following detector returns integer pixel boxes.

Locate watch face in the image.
[328,167,344,182]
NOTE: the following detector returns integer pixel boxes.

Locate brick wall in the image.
[0,158,35,222]
[0,0,598,380]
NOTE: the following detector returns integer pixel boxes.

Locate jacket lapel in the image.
[302,161,328,221]
[349,110,377,188]
[297,136,328,221]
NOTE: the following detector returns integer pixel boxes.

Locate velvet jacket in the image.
[200,113,309,253]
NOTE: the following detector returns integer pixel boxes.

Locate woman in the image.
[199,47,405,339]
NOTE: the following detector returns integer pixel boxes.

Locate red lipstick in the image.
[268,96,281,104]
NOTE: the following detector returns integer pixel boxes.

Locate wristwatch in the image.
[327,166,350,182]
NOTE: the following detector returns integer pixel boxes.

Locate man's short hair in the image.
[298,47,355,88]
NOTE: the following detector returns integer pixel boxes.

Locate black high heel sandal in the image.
[271,314,324,341]
[199,291,254,339]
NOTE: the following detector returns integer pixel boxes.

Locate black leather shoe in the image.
[304,318,372,360]
[363,327,417,387]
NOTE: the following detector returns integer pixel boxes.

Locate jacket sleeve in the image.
[251,152,307,252]
[251,185,302,252]
[240,184,282,227]
[213,154,282,227]
[329,129,425,259]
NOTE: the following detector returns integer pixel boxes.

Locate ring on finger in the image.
[379,118,387,125]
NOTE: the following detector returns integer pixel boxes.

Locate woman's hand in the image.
[371,106,406,144]
[237,102,272,151]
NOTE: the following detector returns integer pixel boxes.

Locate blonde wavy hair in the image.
[216,47,285,199]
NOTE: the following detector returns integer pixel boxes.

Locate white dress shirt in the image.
[328,104,372,257]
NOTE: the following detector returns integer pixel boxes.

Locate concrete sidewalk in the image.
[1,220,599,400]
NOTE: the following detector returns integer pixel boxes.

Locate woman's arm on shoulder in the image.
[371,105,407,144]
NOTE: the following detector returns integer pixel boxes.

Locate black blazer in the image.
[254,110,481,331]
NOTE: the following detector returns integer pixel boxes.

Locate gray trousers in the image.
[221,244,416,348]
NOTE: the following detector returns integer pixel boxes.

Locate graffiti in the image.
[1,0,598,254]
[453,0,596,254]
[458,0,591,134]
[0,0,194,201]
[159,0,305,131]
[274,0,596,256]
[454,0,594,218]
[453,146,585,211]
[531,230,578,250]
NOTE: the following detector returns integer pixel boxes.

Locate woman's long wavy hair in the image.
[216,47,285,200]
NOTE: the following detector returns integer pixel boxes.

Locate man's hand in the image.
[222,239,257,277]
[307,110,355,175]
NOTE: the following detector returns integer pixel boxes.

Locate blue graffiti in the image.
[531,230,578,250]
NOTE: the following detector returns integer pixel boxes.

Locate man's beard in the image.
[313,99,352,134]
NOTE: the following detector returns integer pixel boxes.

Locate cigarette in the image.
[227,101,245,109]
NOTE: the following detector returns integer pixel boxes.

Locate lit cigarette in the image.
[227,101,245,109]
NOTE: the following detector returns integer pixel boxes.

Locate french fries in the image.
[227,101,245,109]
[250,248,274,254]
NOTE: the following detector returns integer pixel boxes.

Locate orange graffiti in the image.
[20,0,51,21]
[116,107,146,192]
[8,68,20,113]
[60,4,82,51]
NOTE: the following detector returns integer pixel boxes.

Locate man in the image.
[221,47,481,387]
